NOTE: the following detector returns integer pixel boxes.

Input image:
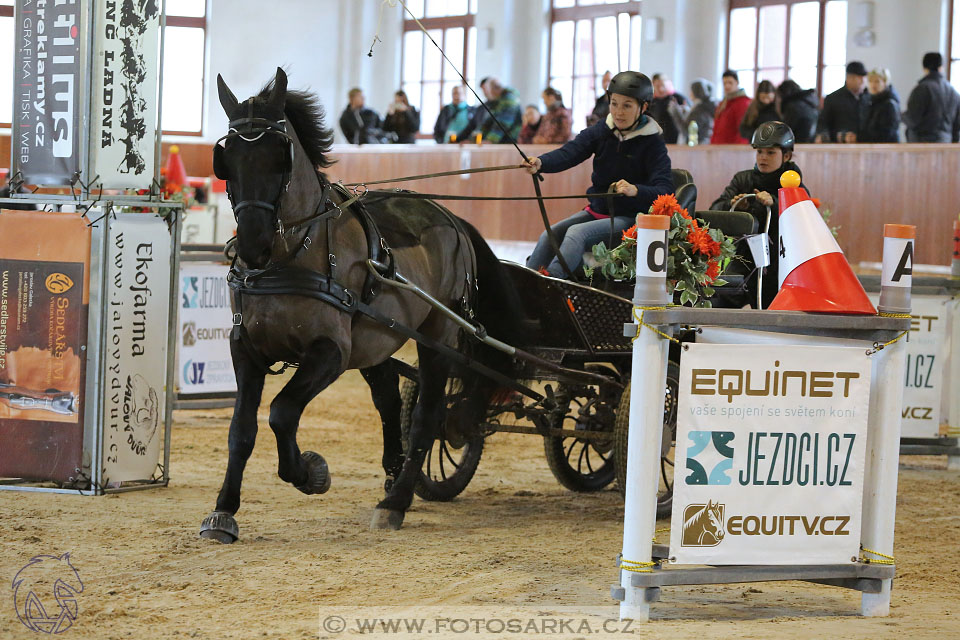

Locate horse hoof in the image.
[199,511,239,544]
[370,508,405,530]
[296,451,331,495]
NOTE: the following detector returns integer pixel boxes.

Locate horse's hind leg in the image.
[372,345,449,530]
[269,337,343,494]
[360,361,404,494]
[200,339,266,544]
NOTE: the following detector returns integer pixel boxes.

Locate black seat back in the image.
[672,169,697,213]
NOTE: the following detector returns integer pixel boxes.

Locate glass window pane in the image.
[953,3,960,62]
[554,0,575,7]
[629,15,642,71]
[575,19,594,77]
[0,16,13,123]
[467,26,477,98]
[402,82,421,109]
[823,0,848,66]
[405,0,425,18]
[403,31,424,84]
[758,67,785,86]
[738,70,756,97]
[729,7,757,71]
[551,21,575,79]
[162,26,204,131]
[578,0,606,5]
[788,66,818,91]
[758,5,786,69]
[420,81,442,135]
[426,0,467,17]
[443,27,464,81]
[594,16,618,78]
[165,0,205,17]
[422,29,443,81]
[470,0,478,14]
[573,76,596,133]
[789,2,820,68]
[617,12,630,72]
[823,64,846,92]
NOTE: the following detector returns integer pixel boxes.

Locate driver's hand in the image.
[612,180,638,198]
[522,157,542,174]
[731,193,751,210]
[754,189,774,207]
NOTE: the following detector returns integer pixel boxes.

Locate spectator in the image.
[383,90,421,144]
[712,70,751,144]
[339,88,387,145]
[739,80,780,142]
[518,104,541,144]
[861,68,901,143]
[776,80,819,144]
[684,78,716,144]
[587,70,613,127]
[816,61,869,143]
[903,52,960,143]
[454,77,523,144]
[532,87,573,144]
[648,73,689,144]
[433,86,475,143]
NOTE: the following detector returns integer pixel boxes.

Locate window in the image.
[400,0,478,137]
[549,0,643,130]
[0,2,13,127]
[727,0,848,99]
[162,0,207,135]
[950,0,959,90]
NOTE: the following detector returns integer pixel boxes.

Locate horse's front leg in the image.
[200,338,266,544]
[360,361,404,494]
[371,345,449,530]
[269,337,343,494]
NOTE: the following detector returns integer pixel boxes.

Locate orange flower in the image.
[649,193,680,217]
[706,259,720,282]
[678,207,692,220]
[622,225,637,240]
[687,227,721,258]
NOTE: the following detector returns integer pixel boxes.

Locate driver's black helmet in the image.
[606,71,653,104]
[751,121,795,152]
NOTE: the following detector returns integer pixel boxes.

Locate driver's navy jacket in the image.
[536,114,674,218]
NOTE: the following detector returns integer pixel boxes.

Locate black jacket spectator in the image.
[778,84,819,143]
[339,107,386,145]
[739,102,781,143]
[861,87,901,143]
[383,106,421,144]
[903,71,960,143]
[817,87,869,142]
[648,92,688,144]
[586,94,610,127]
[433,102,475,143]
[685,79,716,144]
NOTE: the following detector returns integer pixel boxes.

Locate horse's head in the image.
[215,67,294,268]
[704,500,725,542]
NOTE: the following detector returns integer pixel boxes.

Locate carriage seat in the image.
[672,169,697,213]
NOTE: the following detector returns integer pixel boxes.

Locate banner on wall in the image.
[13,0,84,184]
[670,343,871,566]
[0,212,91,482]
[867,293,948,438]
[177,263,236,395]
[90,0,162,188]
[102,213,171,483]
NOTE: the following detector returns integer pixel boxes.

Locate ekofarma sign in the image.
[670,343,872,565]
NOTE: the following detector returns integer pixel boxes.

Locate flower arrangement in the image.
[585,194,738,307]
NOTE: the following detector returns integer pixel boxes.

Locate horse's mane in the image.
[257,78,335,168]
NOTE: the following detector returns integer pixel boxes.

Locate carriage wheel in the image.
[542,366,620,492]
[399,377,484,502]
[614,359,680,520]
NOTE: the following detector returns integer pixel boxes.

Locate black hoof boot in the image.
[200,511,239,544]
[295,451,331,495]
[370,508,405,530]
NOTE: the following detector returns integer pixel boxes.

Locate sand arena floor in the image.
[1,349,958,639]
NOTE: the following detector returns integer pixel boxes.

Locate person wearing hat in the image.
[710,121,811,308]
[522,71,674,278]
[815,61,869,143]
[902,52,960,143]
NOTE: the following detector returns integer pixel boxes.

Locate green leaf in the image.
[674,280,687,291]
[702,286,715,297]
[713,278,728,287]
[701,299,713,309]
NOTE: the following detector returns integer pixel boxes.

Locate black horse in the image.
[200,68,526,542]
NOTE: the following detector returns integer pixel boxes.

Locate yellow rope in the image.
[865,312,911,355]
[860,546,895,565]
[632,306,681,345]
[620,558,656,573]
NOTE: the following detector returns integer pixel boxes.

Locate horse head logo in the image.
[11,553,84,634]
[681,501,726,547]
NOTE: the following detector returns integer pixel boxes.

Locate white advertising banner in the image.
[102,214,171,483]
[670,343,872,565]
[867,293,948,438]
[177,263,236,395]
[90,0,162,188]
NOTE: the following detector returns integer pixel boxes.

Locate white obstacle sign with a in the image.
[177,263,237,394]
[670,343,871,565]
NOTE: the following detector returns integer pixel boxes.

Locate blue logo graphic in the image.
[685,431,735,485]
[12,553,84,634]
[181,276,199,309]
[183,360,206,386]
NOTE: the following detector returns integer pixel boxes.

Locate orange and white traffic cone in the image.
[164,144,187,193]
[768,170,876,314]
